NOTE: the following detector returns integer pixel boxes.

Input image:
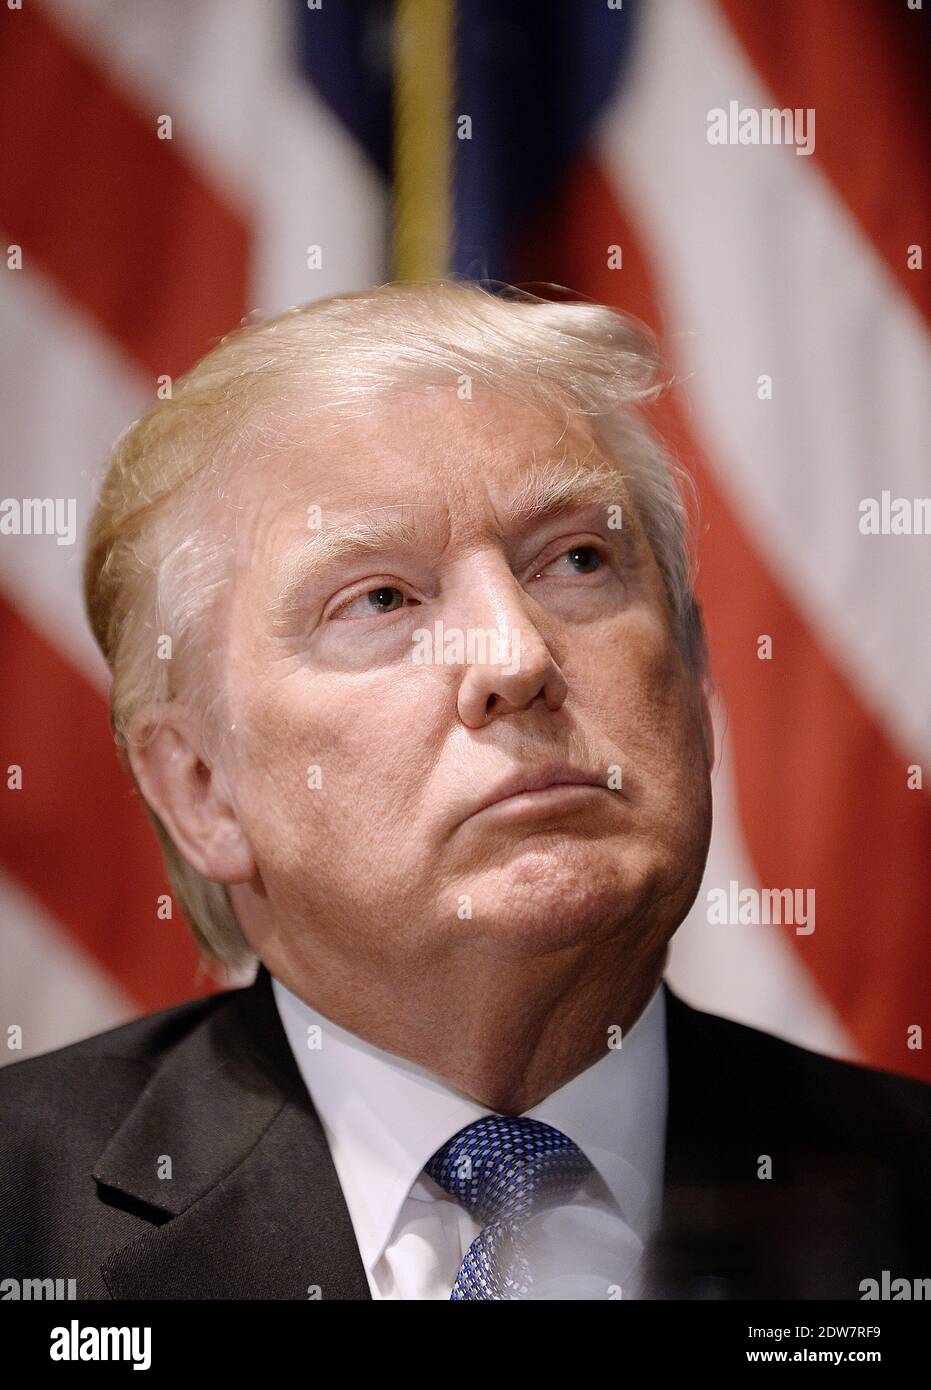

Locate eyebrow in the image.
[265,458,628,630]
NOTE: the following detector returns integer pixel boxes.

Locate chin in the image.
[452,841,656,959]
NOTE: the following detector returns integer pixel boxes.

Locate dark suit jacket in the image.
[1,963,928,1299]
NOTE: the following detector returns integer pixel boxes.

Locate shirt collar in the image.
[271,974,667,1272]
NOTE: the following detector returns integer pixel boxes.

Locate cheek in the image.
[579,613,709,806]
[229,667,433,851]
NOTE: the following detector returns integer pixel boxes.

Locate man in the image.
[1,281,927,1300]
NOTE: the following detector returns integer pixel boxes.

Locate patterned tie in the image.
[424,1114,595,1300]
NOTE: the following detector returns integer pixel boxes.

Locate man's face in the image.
[219,389,712,983]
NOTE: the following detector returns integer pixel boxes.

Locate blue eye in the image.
[331,585,408,620]
[541,545,604,576]
[366,586,405,613]
[329,544,607,623]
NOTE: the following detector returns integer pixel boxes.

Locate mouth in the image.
[471,781,610,826]
[467,764,613,824]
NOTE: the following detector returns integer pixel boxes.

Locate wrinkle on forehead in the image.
[224,389,633,598]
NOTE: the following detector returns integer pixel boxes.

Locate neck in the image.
[264,926,669,1114]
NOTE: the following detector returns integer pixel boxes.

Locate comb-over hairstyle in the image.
[84,278,705,968]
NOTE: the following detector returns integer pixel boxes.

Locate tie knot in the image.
[425,1114,594,1225]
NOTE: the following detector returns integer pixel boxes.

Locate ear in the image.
[125,704,255,885]
[699,681,716,770]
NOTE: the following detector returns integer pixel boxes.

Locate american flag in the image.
[1,0,928,1081]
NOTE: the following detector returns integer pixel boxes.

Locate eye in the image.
[535,544,605,578]
[329,584,413,621]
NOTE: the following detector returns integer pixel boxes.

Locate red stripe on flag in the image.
[516,155,931,1083]
[0,593,217,1009]
[0,3,250,378]
[0,4,253,1010]
[716,0,930,328]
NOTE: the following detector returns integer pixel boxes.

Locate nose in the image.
[454,561,569,728]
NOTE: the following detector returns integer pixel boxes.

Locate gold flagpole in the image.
[391,0,454,280]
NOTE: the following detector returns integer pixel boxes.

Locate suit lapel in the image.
[93,970,897,1299]
[94,965,371,1300]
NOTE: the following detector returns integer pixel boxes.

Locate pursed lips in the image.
[468,763,611,821]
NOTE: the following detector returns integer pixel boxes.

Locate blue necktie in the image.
[424,1114,595,1300]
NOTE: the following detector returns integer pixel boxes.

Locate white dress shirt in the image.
[271,973,668,1300]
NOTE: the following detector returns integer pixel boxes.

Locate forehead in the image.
[230,388,628,567]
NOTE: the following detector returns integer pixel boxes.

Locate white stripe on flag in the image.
[0,265,150,690]
[668,710,857,1059]
[597,0,931,765]
[0,868,135,1064]
[46,0,390,307]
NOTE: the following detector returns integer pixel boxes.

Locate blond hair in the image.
[84,278,703,967]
